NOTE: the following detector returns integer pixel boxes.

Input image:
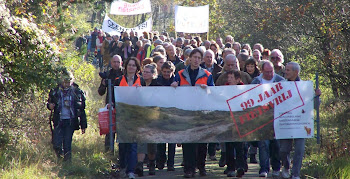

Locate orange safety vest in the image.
[118,75,141,86]
[178,69,211,86]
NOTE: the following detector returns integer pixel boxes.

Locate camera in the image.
[99,71,109,79]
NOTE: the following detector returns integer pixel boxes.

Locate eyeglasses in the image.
[143,71,152,74]
[270,56,281,60]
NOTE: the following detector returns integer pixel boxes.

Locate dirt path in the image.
[138,120,233,143]
[137,146,275,178]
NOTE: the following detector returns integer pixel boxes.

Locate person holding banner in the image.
[251,60,284,178]
[114,57,144,179]
[98,55,123,152]
[280,62,321,179]
[155,61,177,172]
[171,48,214,178]
[135,63,158,177]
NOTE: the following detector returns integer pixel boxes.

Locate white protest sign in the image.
[175,5,209,33]
[102,15,152,36]
[110,0,152,15]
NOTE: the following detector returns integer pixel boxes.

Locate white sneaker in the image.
[128,172,135,179]
[292,176,301,179]
[272,170,280,177]
[281,168,291,178]
[259,172,268,177]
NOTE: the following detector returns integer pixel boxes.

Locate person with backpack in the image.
[47,70,87,162]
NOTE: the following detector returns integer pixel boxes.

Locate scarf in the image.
[124,45,131,59]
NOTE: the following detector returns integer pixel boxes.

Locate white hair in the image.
[271,49,284,63]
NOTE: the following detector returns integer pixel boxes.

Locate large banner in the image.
[102,15,152,36]
[110,0,152,15]
[175,5,209,33]
[114,81,315,143]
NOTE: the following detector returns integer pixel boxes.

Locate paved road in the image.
[138,146,276,179]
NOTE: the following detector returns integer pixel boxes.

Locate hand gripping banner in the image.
[114,82,315,143]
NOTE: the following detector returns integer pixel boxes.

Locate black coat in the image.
[98,68,124,104]
[47,83,87,130]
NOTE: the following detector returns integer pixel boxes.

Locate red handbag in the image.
[98,105,116,135]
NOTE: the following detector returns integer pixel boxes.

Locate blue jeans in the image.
[53,119,75,161]
[258,139,281,173]
[119,143,137,173]
[280,138,305,177]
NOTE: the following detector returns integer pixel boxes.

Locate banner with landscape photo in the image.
[114,81,315,143]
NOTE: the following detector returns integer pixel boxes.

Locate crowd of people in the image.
[53,28,321,179]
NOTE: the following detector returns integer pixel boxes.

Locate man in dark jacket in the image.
[98,55,123,151]
[47,70,87,162]
[201,49,222,82]
[172,48,214,178]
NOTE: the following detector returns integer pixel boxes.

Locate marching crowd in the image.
[50,28,321,179]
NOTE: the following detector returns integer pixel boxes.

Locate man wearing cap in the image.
[47,70,87,162]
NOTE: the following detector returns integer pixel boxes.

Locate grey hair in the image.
[204,49,217,64]
[184,48,193,57]
[271,49,284,63]
[223,48,235,56]
[197,46,206,54]
[144,63,158,79]
[224,54,239,71]
[287,62,300,73]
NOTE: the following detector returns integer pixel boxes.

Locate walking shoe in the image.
[224,168,228,174]
[119,168,127,178]
[249,154,258,163]
[236,168,245,177]
[227,170,236,177]
[149,163,156,175]
[128,172,135,179]
[292,176,301,179]
[156,162,165,170]
[272,170,280,177]
[167,165,175,171]
[199,168,207,176]
[281,168,291,179]
[184,171,195,178]
[181,161,185,166]
[259,172,268,177]
[209,155,217,161]
[219,152,226,167]
[135,162,143,177]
